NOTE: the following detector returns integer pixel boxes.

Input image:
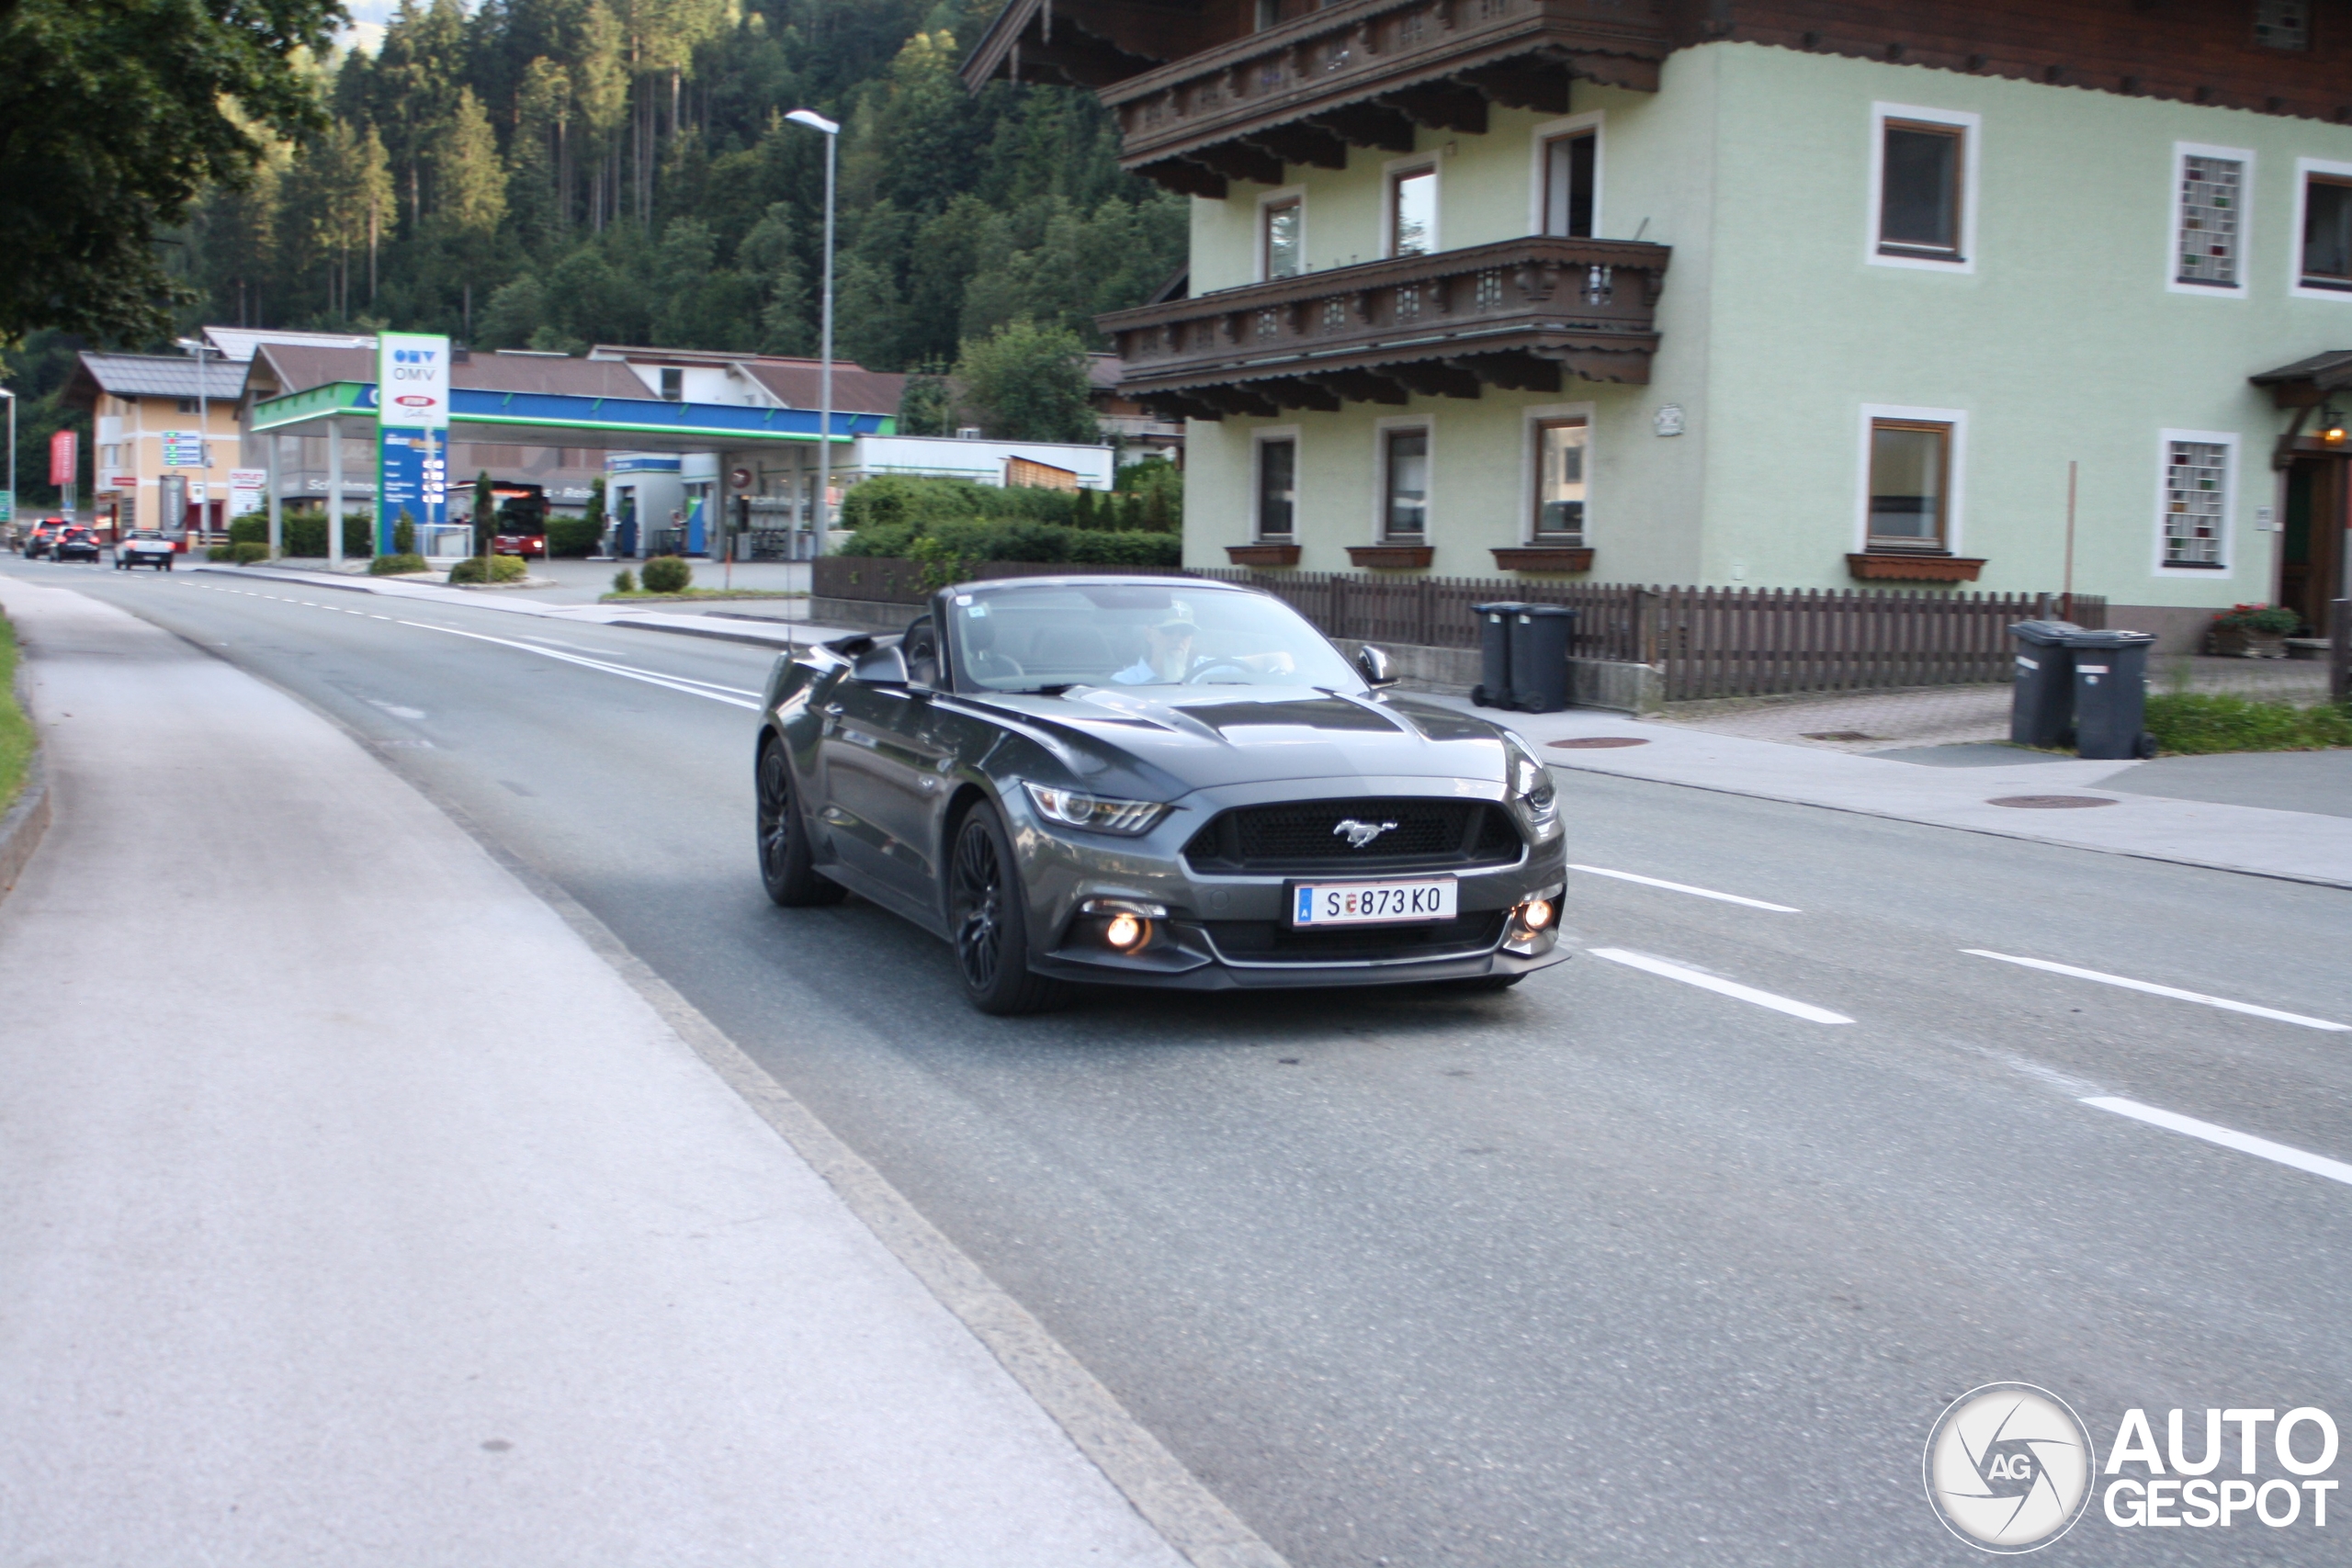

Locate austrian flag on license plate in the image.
[1292,877,1458,927]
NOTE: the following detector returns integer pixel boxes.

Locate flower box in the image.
[1225,542,1301,567]
[2206,626,2289,659]
[1346,544,1435,570]
[1491,546,1595,573]
[1845,552,1986,583]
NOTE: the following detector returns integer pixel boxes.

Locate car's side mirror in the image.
[852,643,910,687]
[1356,644,1398,687]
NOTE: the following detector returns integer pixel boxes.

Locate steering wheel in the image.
[1182,657,1258,684]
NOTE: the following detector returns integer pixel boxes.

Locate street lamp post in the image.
[785,108,840,568]
[1,387,15,542]
[177,334,220,548]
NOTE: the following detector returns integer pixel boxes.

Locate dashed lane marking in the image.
[1963,950,2347,1032]
[1587,948,1853,1024]
[1568,864,1801,913]
[2083,1097,2352,1190]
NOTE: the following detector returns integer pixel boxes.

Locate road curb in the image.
[0,666,49,905]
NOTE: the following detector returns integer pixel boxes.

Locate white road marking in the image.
[1568,863,1800,912]
[396,620,762,709]
[1587,948,1853,1024]
[2083,1097,2352,1189]
[1963,950,2348,1032]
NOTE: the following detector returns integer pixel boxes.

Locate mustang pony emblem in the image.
[1332,818,1400,849]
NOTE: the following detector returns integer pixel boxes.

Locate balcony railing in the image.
[1099,0,1669,196]
[1097,234,1668,418]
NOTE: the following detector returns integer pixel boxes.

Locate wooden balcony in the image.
[1097,234,1668,419]
[965,0,1669,197]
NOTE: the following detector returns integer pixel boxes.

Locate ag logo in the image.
[1924,1383,2097,1552]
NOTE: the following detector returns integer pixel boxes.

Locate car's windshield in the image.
[946,582,1360,694]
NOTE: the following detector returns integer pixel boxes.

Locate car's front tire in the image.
[756,739,845,908]
[947,803,1056,1016]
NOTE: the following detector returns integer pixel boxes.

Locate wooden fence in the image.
[819,557,2105,702]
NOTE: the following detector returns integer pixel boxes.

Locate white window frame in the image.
[1519,400,1597,544]
[2290,155,2352,300]
[1867,103,1979,275]
[1382,154,1442,260]
[1250,423,1302,541]
[2167,141,2255,299]
[2153,427,2239,578]
[1854,403,1968,554]
[1255,185,1306,283]
[1526,112,1605,239]
[1373,412,1434,541]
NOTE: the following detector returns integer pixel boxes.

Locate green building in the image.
[967,0,2352,649]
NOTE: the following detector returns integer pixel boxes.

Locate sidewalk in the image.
[0,579,1212,1568]
[1439,695,2352,889]
[198,561,853,650]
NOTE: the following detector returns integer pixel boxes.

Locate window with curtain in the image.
[1262,197,1302,279]
[1866,420,1950,549]
[1532,420,1587,539]
[1543,132,1596,239]
[1390,167,1436,257]
[1384,428,1430,537]
[1880,122,1963,260]
[1257,438,1296,538]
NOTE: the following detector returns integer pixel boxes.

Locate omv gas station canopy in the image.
[251,379,890,451]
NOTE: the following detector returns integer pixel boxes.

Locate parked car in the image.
[114,530,176,570]
[754,576,1569,1014]
[21,520,61,558]
[52,525,102,563]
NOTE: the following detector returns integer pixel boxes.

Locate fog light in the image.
[1105,912,1147,950]
[1520,897,1555,931]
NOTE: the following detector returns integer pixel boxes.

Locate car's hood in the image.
[967,684,1513,794]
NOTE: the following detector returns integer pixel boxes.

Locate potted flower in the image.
[2205,603,2300,659]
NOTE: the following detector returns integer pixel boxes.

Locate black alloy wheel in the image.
[756,739,844,908]
[947,804,1056,1016]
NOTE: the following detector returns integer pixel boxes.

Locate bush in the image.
[2211,603,2301,635]
[2145,694,2352,754]
[206,544,235,561]
[228,514,267,547]
[393,513,416,555]
[640,555,692,593]
[612,568,638,593]
[447,553,528,584]
[548,515,601,558]
[280,512,375,558]
[368,552,428,575]
[232,541,271,564]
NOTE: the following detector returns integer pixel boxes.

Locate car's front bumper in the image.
[1006,773,1569,991]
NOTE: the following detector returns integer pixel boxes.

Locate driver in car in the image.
[1113,616,1296,684]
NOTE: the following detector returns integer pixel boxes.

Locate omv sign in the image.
[376,333,450,430]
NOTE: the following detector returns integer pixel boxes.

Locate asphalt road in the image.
[12,555,2350,1566]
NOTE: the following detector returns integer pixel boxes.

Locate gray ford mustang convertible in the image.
[755,575,1567,1014]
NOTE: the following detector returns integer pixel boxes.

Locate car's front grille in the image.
[1199,910,1509,964]
[1182,797,1522,874]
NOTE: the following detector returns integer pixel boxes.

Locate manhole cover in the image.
[1986,795,2118,809]
[1803,730,1882,742]
[1549,737,1650,749]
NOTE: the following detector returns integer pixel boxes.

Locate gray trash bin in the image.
[2007,620,2083,749]
[2066,628,2158,761]
[1509,604,1578,713]
[1470,601,1529,708]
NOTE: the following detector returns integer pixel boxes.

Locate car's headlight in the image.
[1504,737,1558,825]
[1022,781,1168,836]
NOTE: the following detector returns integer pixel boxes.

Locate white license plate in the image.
[1291,877,1458,927]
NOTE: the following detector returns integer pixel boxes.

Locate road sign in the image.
[49,429,75,486]
[378,333,450,430]
[0,490,12,523]
[160,430,206,468]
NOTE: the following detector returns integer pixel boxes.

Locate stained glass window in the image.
[2164,440,2228,567]
[2177,156,2242,287]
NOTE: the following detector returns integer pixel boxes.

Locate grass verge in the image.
[597,589,808,604]
[2144,692,2352,754]
[0,611,31,813]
